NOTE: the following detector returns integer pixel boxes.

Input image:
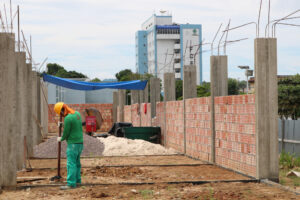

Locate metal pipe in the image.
[211,23,222,55]
[4,4,9,32]
[267,0,271,37]
[18,6,20,52]
[10,0,12,32]
[257,0,263,37]
[223,19,231,55]
[274,23,300,37]
[223,22,258,38]
[265,9,300,37]
[272,16,300,37]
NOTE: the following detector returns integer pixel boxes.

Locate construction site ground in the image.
[1,155,299,199]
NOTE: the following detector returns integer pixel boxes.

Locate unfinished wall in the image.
[215,95,256,177]
[119,94,258,178]
[185,97,211,162]
[48,104,113,133]
[124,105,132,123]
[123,103,152,127]
[165,101,184,152]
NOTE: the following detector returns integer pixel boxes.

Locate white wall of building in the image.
[181,28,201,84]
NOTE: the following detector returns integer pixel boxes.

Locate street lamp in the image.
[238,66,253,94]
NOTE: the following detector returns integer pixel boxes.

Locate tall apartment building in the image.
[135,13,202,85]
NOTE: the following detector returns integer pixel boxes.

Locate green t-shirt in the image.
[61,111,83,144]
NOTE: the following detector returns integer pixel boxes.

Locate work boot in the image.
[60,185,75,190]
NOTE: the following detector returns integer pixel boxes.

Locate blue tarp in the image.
[42,74,147,91]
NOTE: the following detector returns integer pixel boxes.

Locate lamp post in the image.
[238,66,253,94]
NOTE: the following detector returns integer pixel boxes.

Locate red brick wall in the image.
[165,101,184,152]
[141,103,151,126]
[124,105,131,123]
[48,104,113,133]
[154,102,165,145]
[185,97,211,162]
[214,95,256,177]
[131,104,140,127]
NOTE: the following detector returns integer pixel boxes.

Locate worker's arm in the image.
[61,116,72,141]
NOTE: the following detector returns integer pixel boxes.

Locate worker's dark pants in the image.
[66,143,83,187]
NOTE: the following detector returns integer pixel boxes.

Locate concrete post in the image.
[0,33,17,186]
[139,82,149,103]
[40,81,48,138]
[26,63,34,157]
[31,71,38,146]
[163,73,176,101]
[112,91,118,123]
[16,52,27,170]
[210,55,228,163]
[183,65,197,99]
[254,38,278,181]
[131,90,139,104]
[183,65,197,154]
[36,74,42,144]
[118,90,126,122]
[150,77,160,118]
[210,56,228,96]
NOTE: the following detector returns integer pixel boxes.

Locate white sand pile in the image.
[98,136,178,156]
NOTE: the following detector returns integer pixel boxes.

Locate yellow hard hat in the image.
[54,102,64,115]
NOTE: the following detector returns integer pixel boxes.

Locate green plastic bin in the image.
[123,127,161,143]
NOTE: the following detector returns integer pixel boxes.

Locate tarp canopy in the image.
[42,74,148,91]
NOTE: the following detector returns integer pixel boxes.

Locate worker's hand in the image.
[58,122,64,127]
[57,137,62,142]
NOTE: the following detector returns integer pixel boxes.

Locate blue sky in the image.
[6,0,300,81]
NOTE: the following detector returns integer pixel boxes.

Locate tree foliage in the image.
[176,80,183,100]
[197,82,210,97]
[45,63,87,78]
[90,78,101,82]
[278,74,300,119]
[228,78,239,95]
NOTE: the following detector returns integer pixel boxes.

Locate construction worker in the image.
[54,102,83,190]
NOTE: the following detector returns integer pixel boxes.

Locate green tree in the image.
[45,63,87,78]
[197,82,210,97]
[228,78,239,95]
[175,80,183,100]
[238,80,247,93]
[278,74,300,119]
[115,69,133,81]
[90,78,101,82]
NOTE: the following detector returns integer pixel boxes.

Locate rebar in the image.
[273,23,300,37]
[223,22,258,38]
[211,23,222,55]
[272,16,300,37]
[257,0,263,37]
[265,9,300,37]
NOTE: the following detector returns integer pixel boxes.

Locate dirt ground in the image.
[1,155,299,199]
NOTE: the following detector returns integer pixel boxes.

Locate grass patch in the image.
[279,152,300,188]
[139,189,153,199]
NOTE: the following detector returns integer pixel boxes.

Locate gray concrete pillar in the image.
[210,56,228,96]
[254,38,278,181]
[210,55,228,163]
[112,91,118,123]
[139,82,149,103]
[0,33,17,186]
[31,71,38,146]
[182,65,197,154]
[36,74,42,144]
[40,81,48,138]
[131,90,139,104]
[150,77,160,118]
[118,90,126,122]
[163,73,176,101]
[16,52,27,170]
[183,65,197,99]
[26,63,33,157]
